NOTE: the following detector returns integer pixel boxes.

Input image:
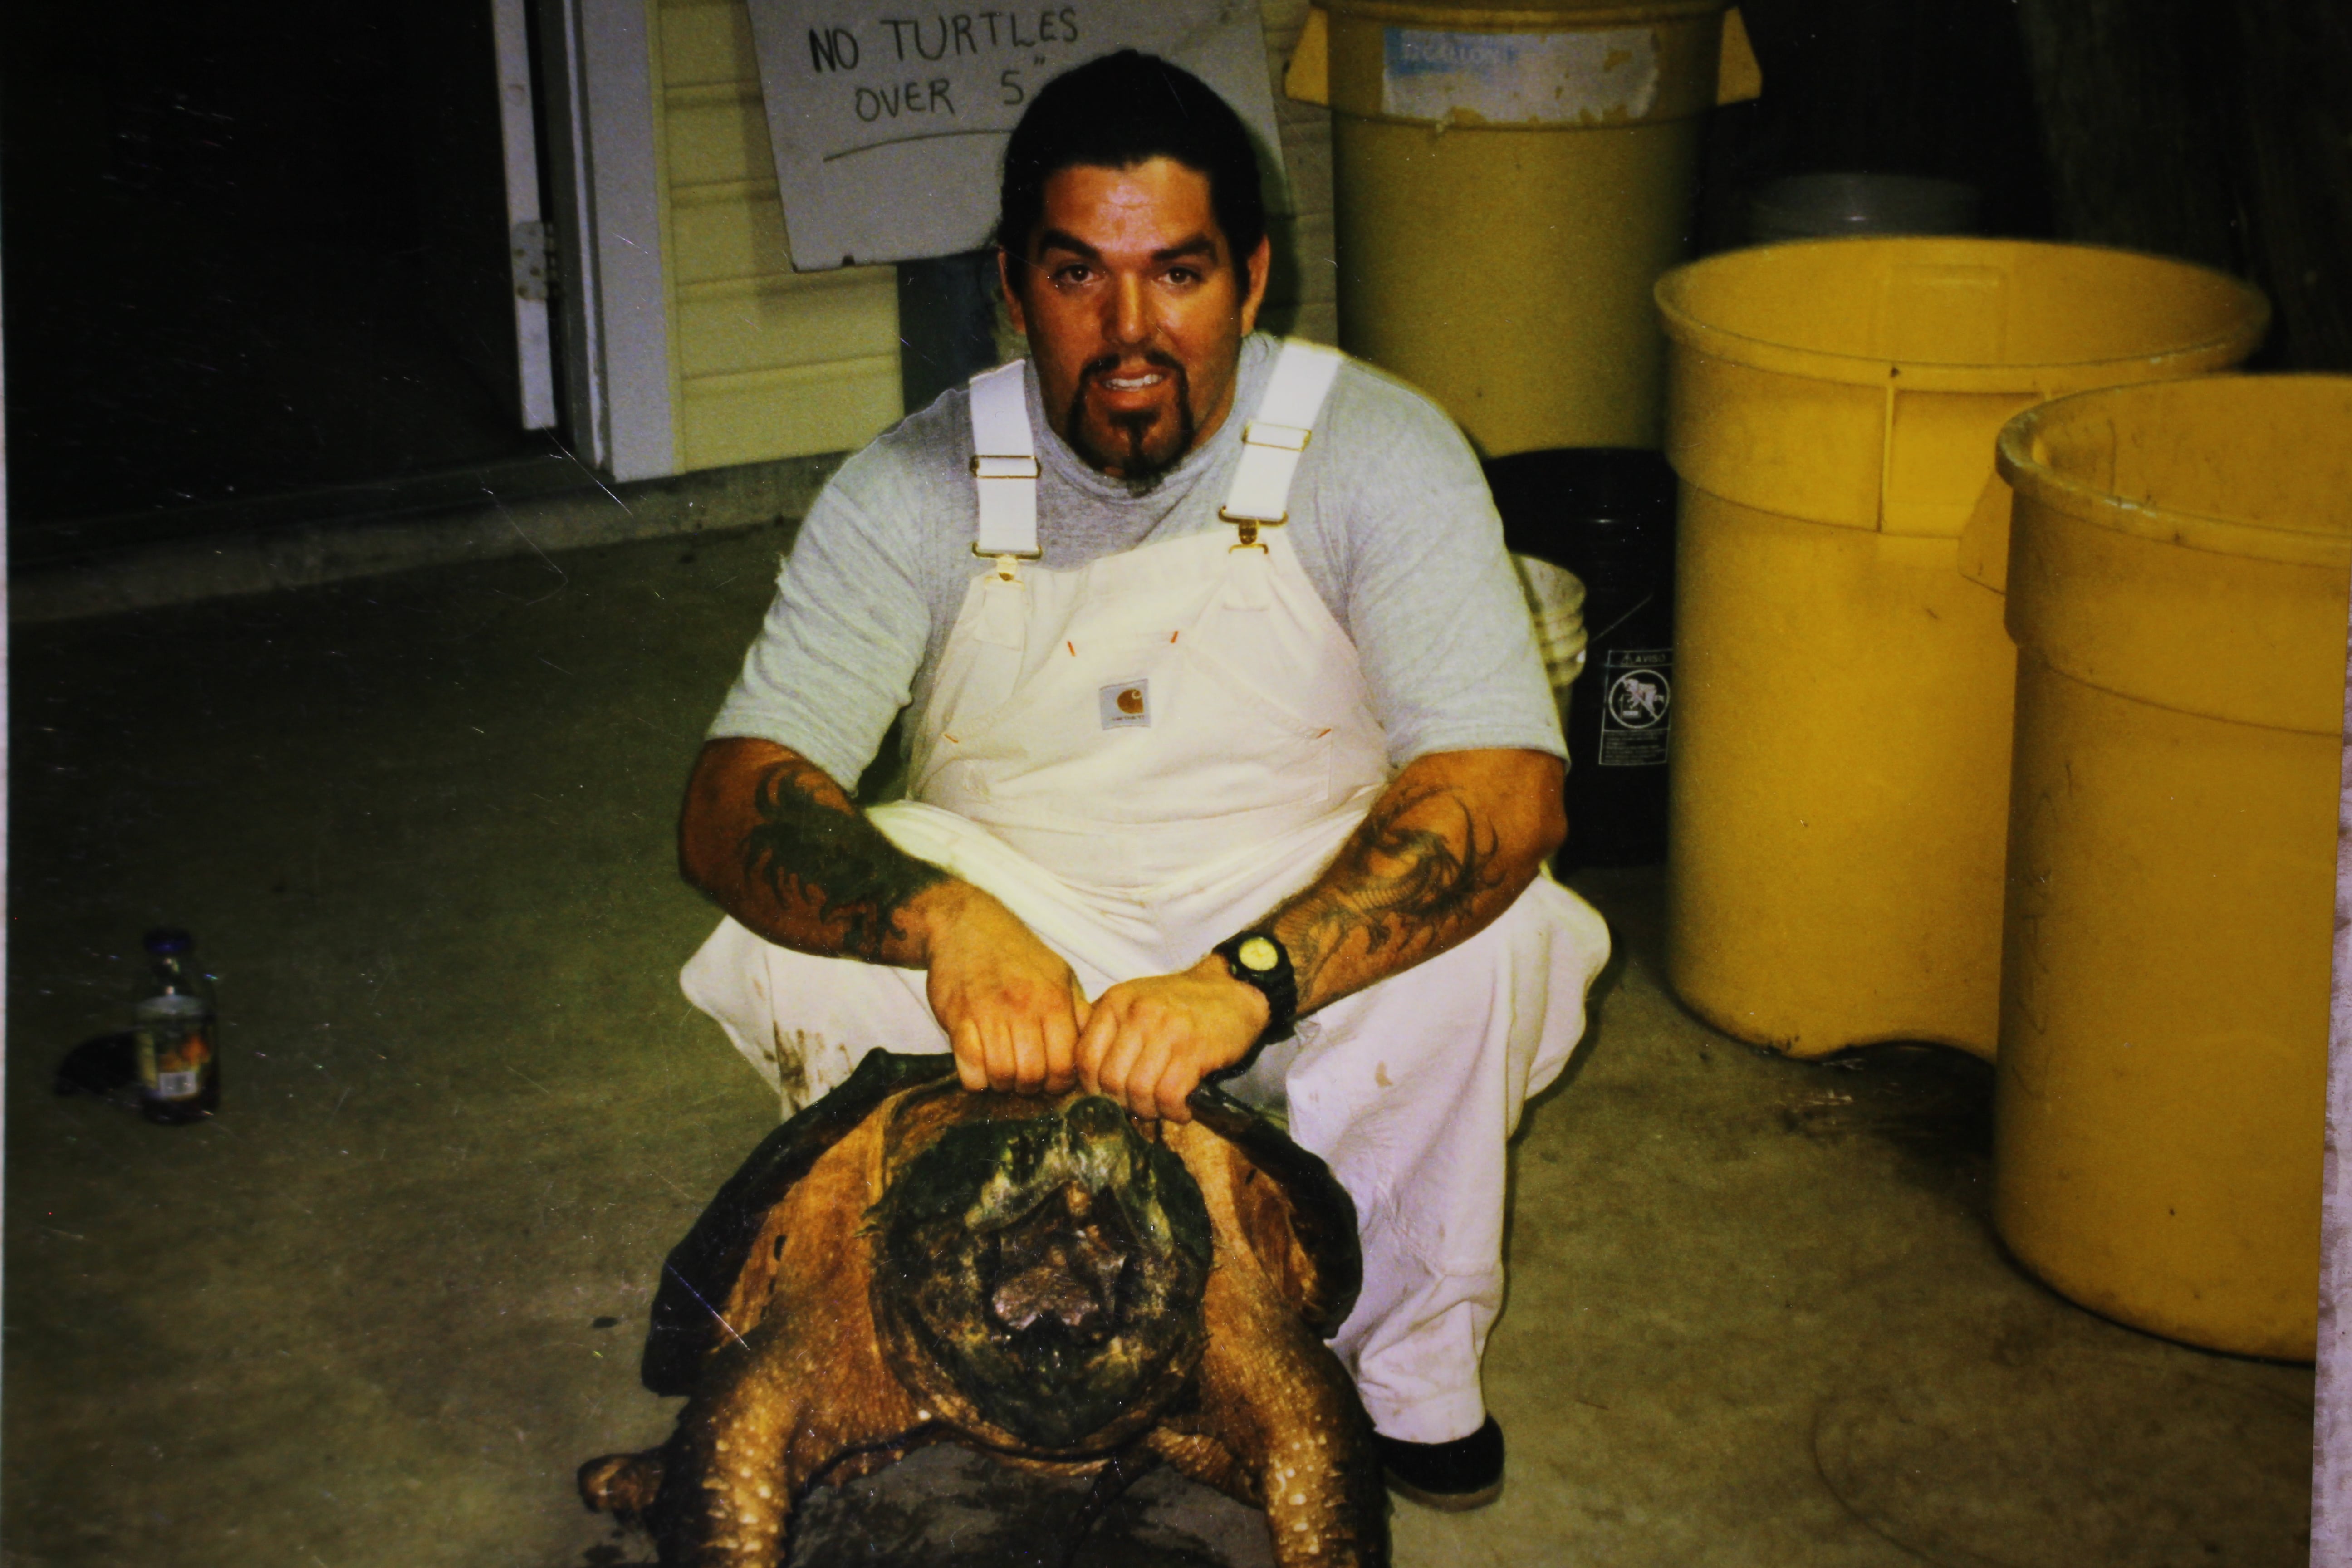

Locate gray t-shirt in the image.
[710,333,1562,788]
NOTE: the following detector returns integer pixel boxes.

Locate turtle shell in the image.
[641,1049,958,1394]
[1184,1083,1363,1338]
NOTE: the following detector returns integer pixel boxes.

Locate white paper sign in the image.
[745,0,1286,269]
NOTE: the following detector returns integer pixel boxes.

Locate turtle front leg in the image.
[1191,1264,1390,1568]
[579,1448,665,1520]
[652,1313,924,1567]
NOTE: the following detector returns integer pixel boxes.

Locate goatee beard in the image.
[1066,354,1195,494]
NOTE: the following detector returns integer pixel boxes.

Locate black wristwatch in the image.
[1211,930,1299,1060]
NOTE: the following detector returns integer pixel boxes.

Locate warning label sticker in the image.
[1596,648,1671,767]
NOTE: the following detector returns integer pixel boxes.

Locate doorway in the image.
[1,0,571,566]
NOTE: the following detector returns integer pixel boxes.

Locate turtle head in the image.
[870,1093,1212,1452]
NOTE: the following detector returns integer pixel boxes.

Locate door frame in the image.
[533,0,676,480]
[491,0,559,432]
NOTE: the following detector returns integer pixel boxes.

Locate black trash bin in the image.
[1483,448,1676,870]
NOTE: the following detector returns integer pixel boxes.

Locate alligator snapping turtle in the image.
[579,1049,1387,1567]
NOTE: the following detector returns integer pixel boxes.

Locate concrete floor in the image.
[3,524,2318,1567]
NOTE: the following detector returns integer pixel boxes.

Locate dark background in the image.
[1711,0,2350,373]
[0,0,555,560]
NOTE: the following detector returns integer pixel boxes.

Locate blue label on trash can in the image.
[1382,26,1661,125]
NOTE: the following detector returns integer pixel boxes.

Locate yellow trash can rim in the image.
[1328,0,1727,21]
[1996,375,2352,570]
[1655,238,2269,394]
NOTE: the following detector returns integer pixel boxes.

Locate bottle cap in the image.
[142,927,195,956]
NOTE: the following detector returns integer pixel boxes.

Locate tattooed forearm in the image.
[733,754,948,962]
[1252,750,1564,1016]
[1273,782,1511,1000]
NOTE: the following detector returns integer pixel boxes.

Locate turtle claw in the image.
[579,1450,664,1519]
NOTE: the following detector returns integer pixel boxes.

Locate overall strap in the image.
[966,360,1039,568]
[1220,339,1346,543]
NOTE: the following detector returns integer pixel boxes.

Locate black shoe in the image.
[1373,1415,1504,1511]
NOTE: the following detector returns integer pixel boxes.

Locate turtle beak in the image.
[986,1181,1132,1336]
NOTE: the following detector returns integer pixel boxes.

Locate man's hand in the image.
[1070,748,1563,1122]
[918,882,1092,1096]
[1075,953,1269,1122]
[680,738,1088,1092]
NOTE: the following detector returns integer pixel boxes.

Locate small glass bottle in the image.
[133,927,219,1124]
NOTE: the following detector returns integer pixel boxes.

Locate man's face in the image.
[1001,157,1271,487]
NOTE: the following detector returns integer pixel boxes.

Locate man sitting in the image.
[678,49,1610,1511]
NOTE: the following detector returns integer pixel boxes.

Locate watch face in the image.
[1237,936,1280,973]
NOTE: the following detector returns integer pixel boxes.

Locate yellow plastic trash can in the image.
[1315,0,1751,455]
[1992,376,2352,1359]
[1656,239,2267,1059]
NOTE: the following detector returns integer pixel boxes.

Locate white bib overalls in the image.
[682,341,1612,1443]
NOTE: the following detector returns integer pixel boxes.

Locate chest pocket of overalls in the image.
[921,540,1355,830]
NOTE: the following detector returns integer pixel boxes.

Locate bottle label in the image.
[140,1021,213,1101]
[1597,647,1673,767]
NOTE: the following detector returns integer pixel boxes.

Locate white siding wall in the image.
[653,0,902,471]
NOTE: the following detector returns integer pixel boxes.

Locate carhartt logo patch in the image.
[1098,678,1150,729]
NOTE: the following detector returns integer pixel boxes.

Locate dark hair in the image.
[996,50,1266,291]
